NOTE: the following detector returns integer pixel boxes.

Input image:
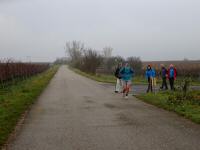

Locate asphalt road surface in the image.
[7,66,200,150]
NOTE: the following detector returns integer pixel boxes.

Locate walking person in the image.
[114,63,123,93]
[145,65,156,93]
[168,64,177,91]
[119,62,134,99]
[160,64,168,90]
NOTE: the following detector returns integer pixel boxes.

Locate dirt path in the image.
[7,66,200,150]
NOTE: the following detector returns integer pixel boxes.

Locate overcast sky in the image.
[0,0,200,62]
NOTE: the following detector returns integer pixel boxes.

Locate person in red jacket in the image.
[167,64,177,90]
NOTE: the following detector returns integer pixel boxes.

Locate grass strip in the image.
[136,91,200,124]
[70,67,200,86]
[69,67,147,85]
[0,66,59,147]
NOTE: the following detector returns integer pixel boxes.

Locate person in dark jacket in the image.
[168,64,177,91]
[114,63,122,93]
[160,64,168,90]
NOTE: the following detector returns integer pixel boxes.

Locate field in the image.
[0,60,50,87]
[70,67,148,85]
[143,60,200,78]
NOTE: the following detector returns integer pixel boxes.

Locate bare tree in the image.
[103,56,124,74]
[127,57,142,75]
[103,46,113,58]
[65,41,84,68]
[82,48,103,74]
[183,57,189,61]
[66,41,84,60]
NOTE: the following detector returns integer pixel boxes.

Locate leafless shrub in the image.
[81,49,103,74]
[66,41,103,74]
[127,57,142,76]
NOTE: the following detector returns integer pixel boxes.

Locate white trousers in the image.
[115,78,122,92]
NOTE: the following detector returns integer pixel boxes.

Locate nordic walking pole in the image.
[151,77,155,94]
[153,77,156,94]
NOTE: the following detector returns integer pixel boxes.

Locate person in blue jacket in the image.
[119,62,134,99]
[146,65,156,93]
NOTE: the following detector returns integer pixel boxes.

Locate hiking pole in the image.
[153,77,156,94]
[151,77,156,94]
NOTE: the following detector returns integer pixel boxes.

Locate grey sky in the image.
[0,0,200,62]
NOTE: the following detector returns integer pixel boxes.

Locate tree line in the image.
[65,41,142,75]
[65,41,200,79]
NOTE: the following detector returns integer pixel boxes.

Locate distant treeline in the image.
[65,41,200,78]
[65,41,142,76]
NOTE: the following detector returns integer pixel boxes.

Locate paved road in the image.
[7,66,200,150]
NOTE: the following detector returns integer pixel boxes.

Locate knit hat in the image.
[170,64,174,68]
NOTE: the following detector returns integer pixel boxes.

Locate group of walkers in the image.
[114,62,177,99]
[160,64,177,91]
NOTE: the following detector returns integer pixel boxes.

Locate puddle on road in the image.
[116,113,143,127]
[104,103,118,109]
[104,102,142,110]
[83,96,96,103]
[85,99,95,103]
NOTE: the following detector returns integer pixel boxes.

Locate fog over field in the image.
[0,0,200,62]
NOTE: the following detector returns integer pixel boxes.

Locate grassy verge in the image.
[70,67,148,85]
[70,67,200,86]
[0,66,59,147]
[136,91,200,124]
[70,68,116,83]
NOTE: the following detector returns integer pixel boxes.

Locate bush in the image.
[66,41,103,74]
[101,56,125,74]
[168,92,185,106]
[81,49,103,74]
[127,57,142,76]
[167,77,200,106]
